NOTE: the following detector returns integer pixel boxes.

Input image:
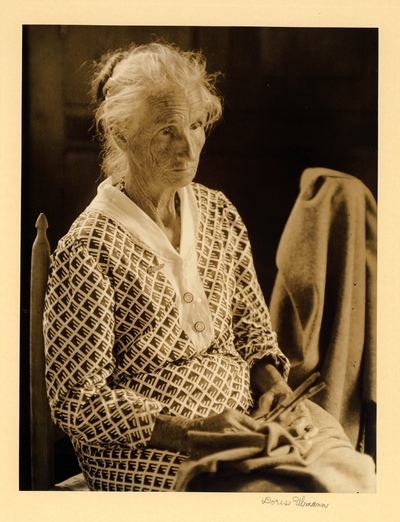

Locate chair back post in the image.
[29,213,54,490]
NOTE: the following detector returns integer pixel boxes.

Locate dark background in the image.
[20,26,378,489]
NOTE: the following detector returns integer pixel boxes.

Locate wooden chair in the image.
[29,213,89,490]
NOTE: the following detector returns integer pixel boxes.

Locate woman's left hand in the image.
[253,381,319,439]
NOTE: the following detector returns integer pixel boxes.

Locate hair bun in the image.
[92,51,126,105]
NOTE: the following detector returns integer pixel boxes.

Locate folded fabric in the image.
[174,401,375,493]
[269,168,377,452]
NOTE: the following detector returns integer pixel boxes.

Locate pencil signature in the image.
[261,496,329,508]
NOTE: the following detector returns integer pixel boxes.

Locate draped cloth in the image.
[175,401,375,493]
[269,168,377,454]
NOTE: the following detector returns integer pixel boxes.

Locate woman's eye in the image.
[191,121,203,131]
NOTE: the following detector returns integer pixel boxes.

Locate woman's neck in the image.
[123,176,181,251]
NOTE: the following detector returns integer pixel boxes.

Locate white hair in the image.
[91,42,223,181]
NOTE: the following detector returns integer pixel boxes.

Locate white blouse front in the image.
[87,177,215,352]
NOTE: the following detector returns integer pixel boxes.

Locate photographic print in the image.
[2,2,399,521]
[20,24,377,492]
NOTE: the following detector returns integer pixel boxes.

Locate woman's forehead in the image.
[145,86,206,122]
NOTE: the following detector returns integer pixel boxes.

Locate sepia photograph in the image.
[20,25,377,494]
[3,1,400,519]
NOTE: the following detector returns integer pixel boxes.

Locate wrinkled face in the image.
[126,85,207,192]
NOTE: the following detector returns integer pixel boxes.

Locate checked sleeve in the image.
[221,196,290,379]
[43,237,165,448]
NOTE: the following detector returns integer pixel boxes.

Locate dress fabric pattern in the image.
[44,183,290,491]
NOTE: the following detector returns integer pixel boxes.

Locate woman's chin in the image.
[170,168,197,187]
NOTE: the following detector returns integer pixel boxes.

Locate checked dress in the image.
[43,180,290,491]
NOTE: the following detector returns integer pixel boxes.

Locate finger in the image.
[252,391,275,419]
[259,391,275,410]
[283,413,319,439]
[278,410,310,434]
[303,424,319,439]
[276,408,294,426]
[220,410,259,433]
[222,422,255,433]
[233,413,259,432]
[279,402,310,424]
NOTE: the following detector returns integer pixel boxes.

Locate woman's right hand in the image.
[196,408,260,434]
[149,410,259,453]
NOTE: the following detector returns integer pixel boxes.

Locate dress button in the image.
[194,321,205,333]
[183,292,194,303]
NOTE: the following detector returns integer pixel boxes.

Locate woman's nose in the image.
[176,133,196,161]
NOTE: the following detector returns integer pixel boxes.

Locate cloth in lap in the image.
[175,401,376,493]
[269,168,377,450]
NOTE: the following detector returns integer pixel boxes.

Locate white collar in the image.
[87,177,199,262]
[86,177,214,352]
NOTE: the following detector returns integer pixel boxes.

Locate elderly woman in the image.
[43,42,374,492]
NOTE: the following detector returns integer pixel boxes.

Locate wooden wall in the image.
[20,26,377,488]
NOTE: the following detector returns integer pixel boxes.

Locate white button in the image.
[183,292,194,303]
[194,321,205,333]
